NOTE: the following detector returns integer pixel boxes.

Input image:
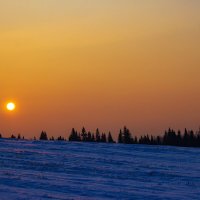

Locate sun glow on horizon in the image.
[6,102,16,111]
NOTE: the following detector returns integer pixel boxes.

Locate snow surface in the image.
[0,139,200,200]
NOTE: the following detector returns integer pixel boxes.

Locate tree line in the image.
[118,127,200,147]
[1,127,200,148]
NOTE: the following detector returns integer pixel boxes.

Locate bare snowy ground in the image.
[0,139,200,200]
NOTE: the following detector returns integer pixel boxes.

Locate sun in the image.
[6,102,16,111]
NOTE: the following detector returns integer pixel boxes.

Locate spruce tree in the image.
[40,131,48,140]
[108,132,115,143]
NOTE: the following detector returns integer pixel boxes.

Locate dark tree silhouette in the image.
[177,130,182,146]
[91,133,95,142]
[65,126,200,148]
[69,128,81,141]
[40,131,48,140]
[118,129,123,143]
[156,136,161,145]
[81,127,87,142]
[10,134,16,139]
[183,128,189,146]
[49,136,54,141]
[2,126,199,148]
[118,127,133,144]
[87,131,92,142]
[17,134,21,140]
[134,136,138,144]
[96,128,101,142]
[108,132,115,143]
[57,136,65,141]
[123,126,133,144]
[196,128,200,147]
[101,133,107,143]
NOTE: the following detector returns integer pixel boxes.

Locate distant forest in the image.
[1,126,200,148]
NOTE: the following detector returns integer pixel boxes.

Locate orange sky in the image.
[0,1,200,139]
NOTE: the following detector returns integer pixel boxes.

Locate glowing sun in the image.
[6,102,16,111]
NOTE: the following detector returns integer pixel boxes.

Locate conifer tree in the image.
[81,127,87,141]
[40,131,48,140]
[118,129,123,143]
[96,128,101,142]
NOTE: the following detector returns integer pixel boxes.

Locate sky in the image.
[0,0,200,139]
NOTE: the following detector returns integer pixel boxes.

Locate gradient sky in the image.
[1,0,200,139]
